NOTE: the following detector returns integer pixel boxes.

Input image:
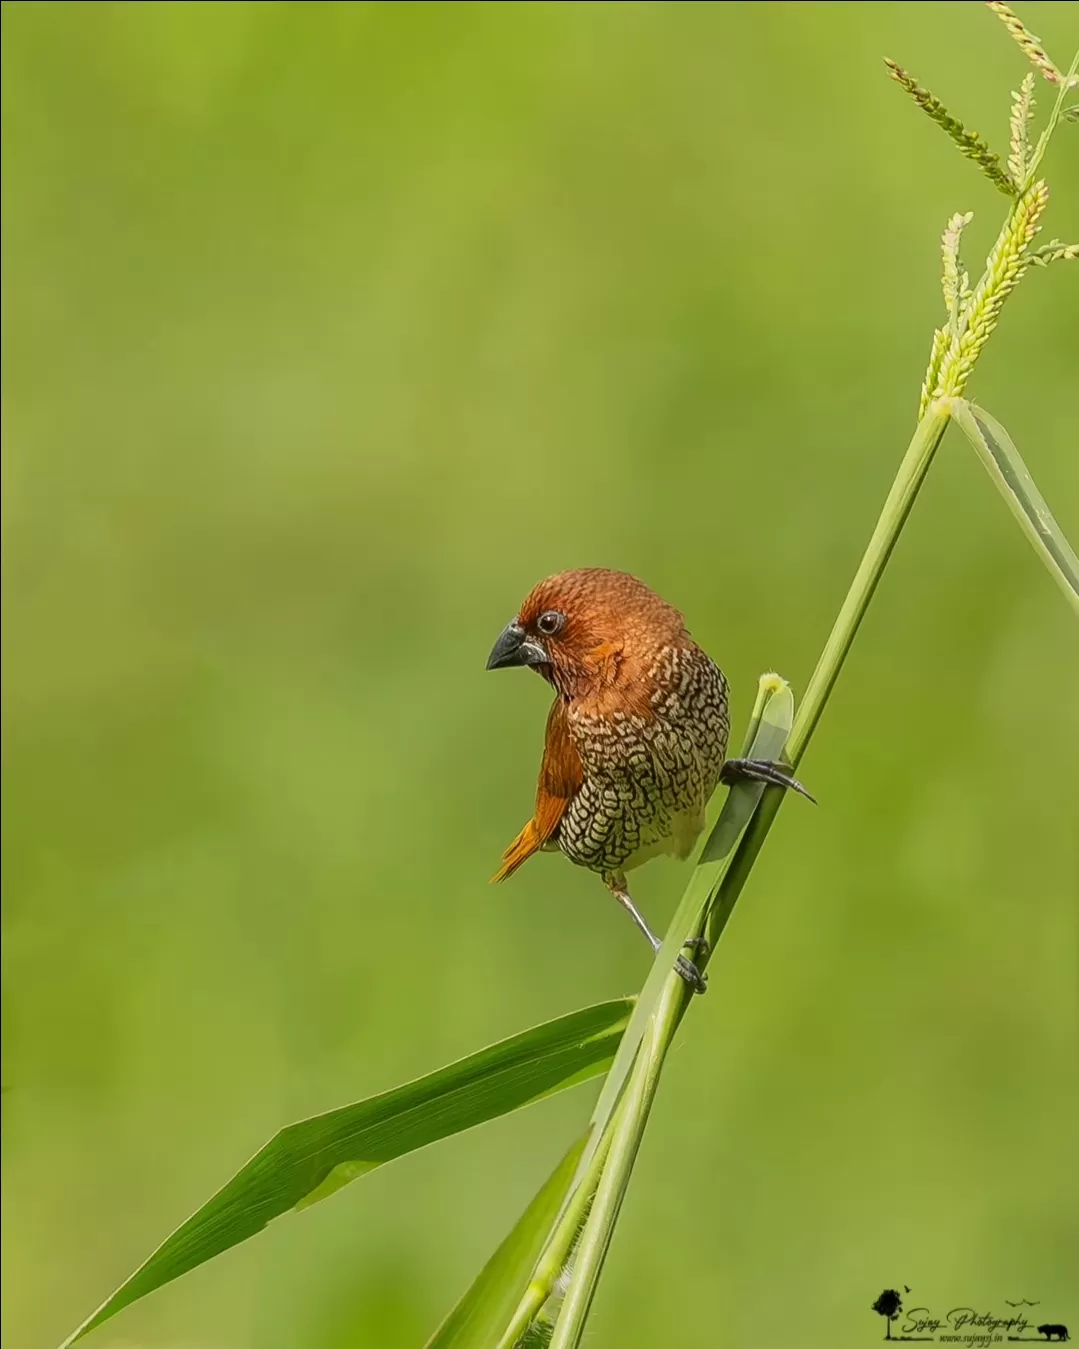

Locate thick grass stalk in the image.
[548,403,953,1348]
[547,997,676,1347]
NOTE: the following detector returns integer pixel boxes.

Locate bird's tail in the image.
[491,820,541,882]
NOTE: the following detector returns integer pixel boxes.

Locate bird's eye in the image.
[536,610,565,636]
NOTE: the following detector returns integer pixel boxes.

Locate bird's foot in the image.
[606,879,709,991]
[682,936,710,956]
[675,953,708,994]
[721,757,816,803]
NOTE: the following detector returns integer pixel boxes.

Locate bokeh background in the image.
[3,3,1077,1347]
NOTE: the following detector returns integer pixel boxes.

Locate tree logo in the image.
[872,1289,905,1340]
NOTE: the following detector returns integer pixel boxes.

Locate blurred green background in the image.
[3,3,1077,1347]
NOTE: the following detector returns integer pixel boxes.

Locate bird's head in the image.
[486,568,688,699]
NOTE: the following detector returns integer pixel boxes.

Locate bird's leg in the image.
[610,886,660,949]
[720,758,816,803]
[604,874,707,994]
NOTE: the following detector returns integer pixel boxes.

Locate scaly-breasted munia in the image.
[486,568,810,989]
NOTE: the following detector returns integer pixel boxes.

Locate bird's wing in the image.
[492,697,583,882]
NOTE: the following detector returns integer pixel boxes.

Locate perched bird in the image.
[486,568,811,989]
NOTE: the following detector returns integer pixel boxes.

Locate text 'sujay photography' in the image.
[2,4,1075,1348]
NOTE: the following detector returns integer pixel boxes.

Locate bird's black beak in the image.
[486,620,548,671]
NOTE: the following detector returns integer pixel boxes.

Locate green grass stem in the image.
[547,403,952,1348]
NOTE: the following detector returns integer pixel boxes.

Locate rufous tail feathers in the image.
[492,697,580,883]
[491,820,543,882]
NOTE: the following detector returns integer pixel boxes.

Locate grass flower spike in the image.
[929,180,1049,405]
[1028,239,1079,267]
[884,60,1016,197]
[986,2,1066,85]
[1008,72,1036,187]
[941,211,974,319]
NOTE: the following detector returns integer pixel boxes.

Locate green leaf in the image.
[423,1132,588,1349]
[59,999,633,1347]
[951,399,1079,616]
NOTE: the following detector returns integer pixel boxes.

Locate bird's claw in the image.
[675,953,708,994]
[683,936,710,956]
[721,757,816,804]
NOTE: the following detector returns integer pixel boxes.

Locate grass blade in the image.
[950,398,1079,615]
[59,999,633,1347]
[424,1132,589,1349]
